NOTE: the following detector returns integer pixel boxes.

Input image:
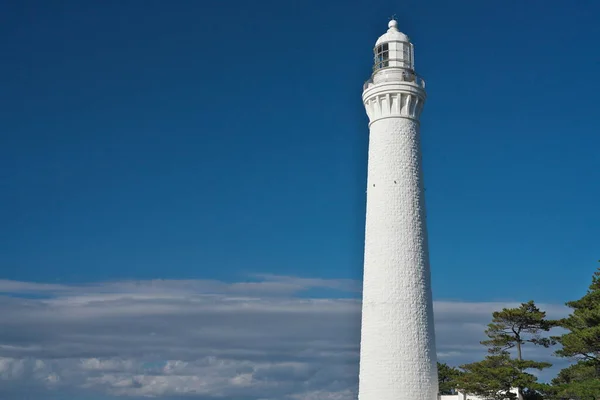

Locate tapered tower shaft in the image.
[358,20,438,400]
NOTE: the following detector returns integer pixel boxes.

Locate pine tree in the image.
[481,300,555,359]
[550,264,600,399]
[455,352,549,400]
[543,361,600,400]
[554,265,600,368]
[437,361,463,395]
[480,301,555,399]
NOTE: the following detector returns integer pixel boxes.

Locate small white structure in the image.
[358,19,437,400]
[440,388,520,400]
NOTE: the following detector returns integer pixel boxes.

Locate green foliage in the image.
[473,301,555,399]
[455,352,549,400]
[554,379,600,400]
[544,377,600,400]
[521,387,545,400]
[553,265,600,368]
[438,262,600,399]
[548,265,600,398]
[437,361,463,395]
[551,360,597,386]
[481,300,556,359]
[537,362,599,399]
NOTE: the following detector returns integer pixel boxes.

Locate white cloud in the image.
[0,276,570,398]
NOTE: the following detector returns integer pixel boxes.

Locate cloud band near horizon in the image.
[0,276,571,399]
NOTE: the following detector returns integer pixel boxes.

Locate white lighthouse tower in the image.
[358,20,438,400]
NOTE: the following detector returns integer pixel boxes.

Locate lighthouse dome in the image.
[375,20,409,46]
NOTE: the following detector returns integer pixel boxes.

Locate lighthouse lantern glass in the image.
[374,43,389,70]
[402,44,411,67]
[373,41,414,72]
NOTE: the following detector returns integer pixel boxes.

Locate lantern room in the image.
[372,20,415,73]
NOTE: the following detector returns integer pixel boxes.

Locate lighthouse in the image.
[358,20,438,400]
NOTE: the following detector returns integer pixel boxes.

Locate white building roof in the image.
[375,20,409,46]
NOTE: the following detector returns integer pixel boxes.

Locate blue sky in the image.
[2,0,598,302]
[0,0,599,398]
